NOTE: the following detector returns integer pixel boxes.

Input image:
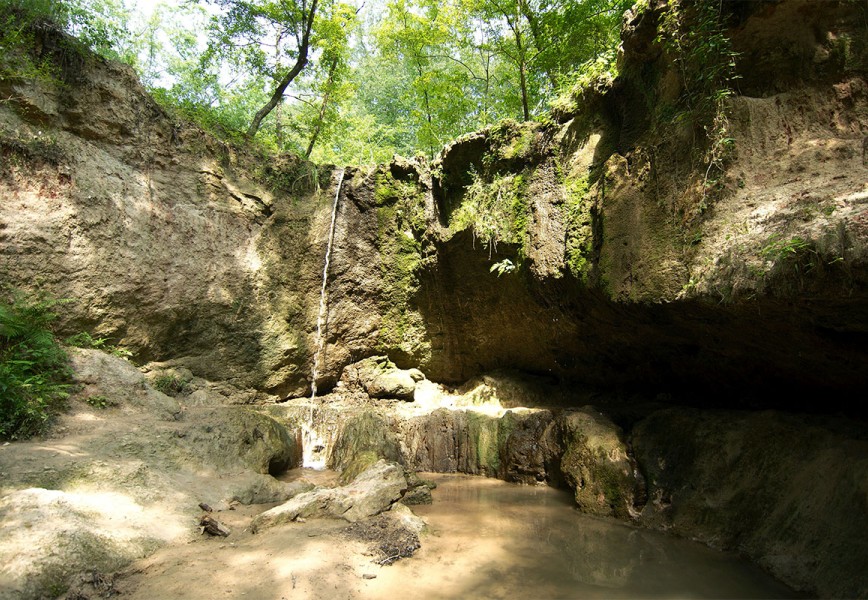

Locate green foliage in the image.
[64,331,132,359]
[150,86,258,147]
[489,258,516,277]
[657,0,739,120]
[133,3,258,146]
[485,119,537,164]
[529,0,632,88]
[83,394,116,409]
[65,0,137,64]
[0,0,76,84]
[451,169,530,257]
[656,0,740,200]
[4,0,630,162]
[0,291,71,440]
[304,0,631,160]
[373,0,479,156]
[760,235,813,262]
[550,50,618,116]
[152,374,189,397]
[0,0,141,84]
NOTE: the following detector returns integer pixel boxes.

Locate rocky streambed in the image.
[3,349,861,599]
[1,2,867,597]
[266,358,868,598]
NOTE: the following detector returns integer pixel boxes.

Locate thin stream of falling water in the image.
[303,168,344,469]
[311,167,344,399]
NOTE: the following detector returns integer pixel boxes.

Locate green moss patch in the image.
[373,170,431,361]
[563,175,594,281]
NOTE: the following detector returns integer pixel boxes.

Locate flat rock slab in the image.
[251,460,408,532]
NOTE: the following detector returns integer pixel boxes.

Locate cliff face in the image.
[0,45,331,396]
[326,0,868,408]
[1,0,867,408]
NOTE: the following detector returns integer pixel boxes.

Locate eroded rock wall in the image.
[352,0,868,408]
[633,408,868,598]
[0,39,338,396]
[2,2,865,406]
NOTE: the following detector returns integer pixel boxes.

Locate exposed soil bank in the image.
[1,0,866,408]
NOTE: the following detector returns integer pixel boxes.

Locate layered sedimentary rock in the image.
[2,1,866,407]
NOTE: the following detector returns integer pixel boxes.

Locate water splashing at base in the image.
[299,406,328,470]
[303,168,344,469]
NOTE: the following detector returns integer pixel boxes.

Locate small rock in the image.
[406,368,425,382]
[362,574,377,580]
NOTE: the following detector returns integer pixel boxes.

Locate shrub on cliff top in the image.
[0,291,71,440]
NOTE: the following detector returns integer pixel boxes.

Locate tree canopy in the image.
[5,0,632,162]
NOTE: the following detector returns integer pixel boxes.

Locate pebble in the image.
[362,574,377,580]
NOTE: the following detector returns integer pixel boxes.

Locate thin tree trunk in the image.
[519,61,529,121]
[518,0,557,89]
[274,32,284,147]
[305,57,339,158]
[514,26,530,121]
[416,59,436,157]
[247,0,319,137]
[505,11,531,121]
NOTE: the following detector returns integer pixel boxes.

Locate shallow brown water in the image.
[391,473,798,599]
[121,470,801,599]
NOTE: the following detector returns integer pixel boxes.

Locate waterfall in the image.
[303,168,344,469]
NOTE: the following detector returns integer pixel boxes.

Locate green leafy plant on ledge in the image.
[451,169,530,259]
[760,235,813,262]
[65,331,133,359]
[490,258,516,277]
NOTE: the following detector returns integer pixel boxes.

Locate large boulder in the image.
[558,408,644,519]
[344,357,421,400]
[250,460,408,531]
[329,410,403,483]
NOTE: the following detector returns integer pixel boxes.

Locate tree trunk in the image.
[518,0,557,89]
[246,0,319,137]
[305,57,339,158]
[514,28,530,121]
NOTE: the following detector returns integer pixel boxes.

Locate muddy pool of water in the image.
[381,473,798,599]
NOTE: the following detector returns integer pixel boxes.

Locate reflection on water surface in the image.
[403,473,797,599]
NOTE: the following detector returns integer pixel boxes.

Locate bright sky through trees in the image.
[61,0,631,163]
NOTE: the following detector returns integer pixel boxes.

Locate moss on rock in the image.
[559,408,641,519]
[372,169,431,363]
[330,410,402,483]
[563,175,594,281]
